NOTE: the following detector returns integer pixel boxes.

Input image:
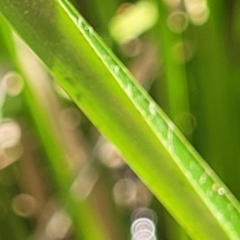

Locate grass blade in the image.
[1,0,240,239]
[155,0,190,134]
[0,16,109,240]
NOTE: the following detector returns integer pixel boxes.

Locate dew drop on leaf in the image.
[167,122,175,152]
[149,102,156,115]
[217,187,226,195]
[77,17,83,28]
[199,172,208,185]
[112,65,119,74]
[126,83,133,96]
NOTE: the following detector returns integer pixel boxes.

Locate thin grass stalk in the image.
[154,0,190,134]
[0,19,30,240]
[0,18,109,240]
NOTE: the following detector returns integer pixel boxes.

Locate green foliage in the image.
[0,0,240,239]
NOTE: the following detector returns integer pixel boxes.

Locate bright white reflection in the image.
[0,119,21,149]
[184,0,209,25]
[132,208,157,223]
[98,139,125,169]
[131,217,157,240]
[46,210,71,239]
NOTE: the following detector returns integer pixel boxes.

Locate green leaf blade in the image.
[1,0,240,239]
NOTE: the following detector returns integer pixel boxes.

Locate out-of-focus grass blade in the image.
[109,1,158,44]
[154,0,190,134]
[0,184,29,240]
[0,16,108,240]
[0,19,30,240]
[186,0,240,199]
[0,0,240,239]
[15,40,108,240]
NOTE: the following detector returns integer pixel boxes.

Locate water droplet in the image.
[126,84,133,96]
[168,121,175,131]
[149,102,156,115]
[87,26,93,34]
[83,23,93,36]
[199,172,208,185]
[131,217,156,240]
[212,183,218,191]
[113,65,119,74]
[77,17,83,27]
[167,122,175,152]
[217,187,226,195]
[211,184,226,195]
[103,55,111,62]
[84,25,89,31]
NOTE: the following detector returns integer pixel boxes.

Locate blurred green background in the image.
[1,0,240,239]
